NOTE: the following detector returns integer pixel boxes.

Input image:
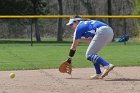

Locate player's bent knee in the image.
[85,52,91,59]
[86,54,98,63]
[86,55,92,61]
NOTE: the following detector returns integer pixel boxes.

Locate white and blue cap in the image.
[66,17,82,26]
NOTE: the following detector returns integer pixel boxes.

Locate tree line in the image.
[0,0,138,42]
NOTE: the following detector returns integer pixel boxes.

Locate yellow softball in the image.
[9,73,15,79]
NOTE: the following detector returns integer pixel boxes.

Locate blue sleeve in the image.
[73,23,87,40]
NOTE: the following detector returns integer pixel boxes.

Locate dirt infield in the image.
[0,67,140,93]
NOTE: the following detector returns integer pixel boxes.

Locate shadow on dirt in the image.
[105,78,140,81]
[66,78,81,79]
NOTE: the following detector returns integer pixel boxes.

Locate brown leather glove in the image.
[59,61,72,74]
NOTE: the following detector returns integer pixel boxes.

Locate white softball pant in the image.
[86,26,114,58]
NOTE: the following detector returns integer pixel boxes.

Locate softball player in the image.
[66,15,115,79]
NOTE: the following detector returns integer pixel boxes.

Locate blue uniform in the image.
[73,20,114,75]
[66,16,115,78]
[73,20,108,40]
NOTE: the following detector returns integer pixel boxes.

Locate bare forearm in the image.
[70,40,79,50]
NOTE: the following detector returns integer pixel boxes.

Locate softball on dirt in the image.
[9,73,15,79]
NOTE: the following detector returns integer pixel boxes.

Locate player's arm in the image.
[66,26,83,64]
[70,39,79,50]
[66,39,79,64]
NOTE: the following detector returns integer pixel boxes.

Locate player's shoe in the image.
[90,73,102,79]
[100,64,115,78]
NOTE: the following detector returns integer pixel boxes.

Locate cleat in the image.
[90,73,102,79]
[100,64,115,78]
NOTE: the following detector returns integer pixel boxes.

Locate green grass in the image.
[0,41,140,71]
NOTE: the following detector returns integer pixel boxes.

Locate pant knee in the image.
[86,54,99,63]
[86,55,93,61]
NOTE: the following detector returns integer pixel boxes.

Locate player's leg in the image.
[86,26,114,65]
[86,26,114,78]
[86,36,109,79]
[90,62,102,79]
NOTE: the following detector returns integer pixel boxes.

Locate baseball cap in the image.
[66,16,82,26]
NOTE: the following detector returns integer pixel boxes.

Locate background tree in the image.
[30,0,49,42]
[80,0,95,15]
[57,0,63,42]
[0,0,49,42]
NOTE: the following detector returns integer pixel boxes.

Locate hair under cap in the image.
[66,15,82,26]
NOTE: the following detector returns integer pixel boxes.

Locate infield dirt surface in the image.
[0,67,140,93]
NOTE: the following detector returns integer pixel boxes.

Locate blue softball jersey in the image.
[73,20,108,40]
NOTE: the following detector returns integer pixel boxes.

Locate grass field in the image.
[0,40,140,71]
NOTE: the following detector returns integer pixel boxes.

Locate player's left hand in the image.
[59,61,72,74]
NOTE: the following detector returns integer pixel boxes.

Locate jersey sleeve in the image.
[73,23,86,40]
